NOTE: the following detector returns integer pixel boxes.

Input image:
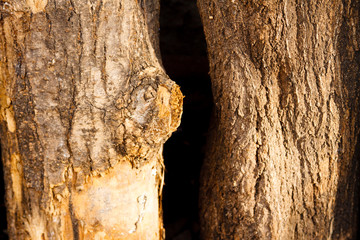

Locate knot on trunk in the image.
[117,72,183,167]
[69,69,183,186]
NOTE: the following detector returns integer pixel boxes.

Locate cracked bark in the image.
[0,0,182,239]
[198,0,360,239]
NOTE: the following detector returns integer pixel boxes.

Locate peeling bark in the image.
[0,0,183,239]
[198,0,360,239]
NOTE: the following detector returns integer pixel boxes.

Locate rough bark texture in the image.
[198,0,360,239]
[0,0,183,239]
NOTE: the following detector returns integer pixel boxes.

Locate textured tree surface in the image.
[198,0,360,239]
[0,0,182,239]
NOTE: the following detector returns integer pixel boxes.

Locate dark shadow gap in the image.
[0,146,8,239]
[159,1,212,240]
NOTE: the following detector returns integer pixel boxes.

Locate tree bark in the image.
[0,0,183,239]
[198,0,360,239]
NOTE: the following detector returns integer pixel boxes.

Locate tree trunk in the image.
[0,0,183,239]
[198,0,360,239]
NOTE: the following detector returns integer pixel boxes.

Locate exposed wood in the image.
[198,0,360,239]
[0,0,183,239]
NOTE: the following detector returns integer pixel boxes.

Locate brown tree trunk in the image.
[0,0,182,239]
[198,0,360,239]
